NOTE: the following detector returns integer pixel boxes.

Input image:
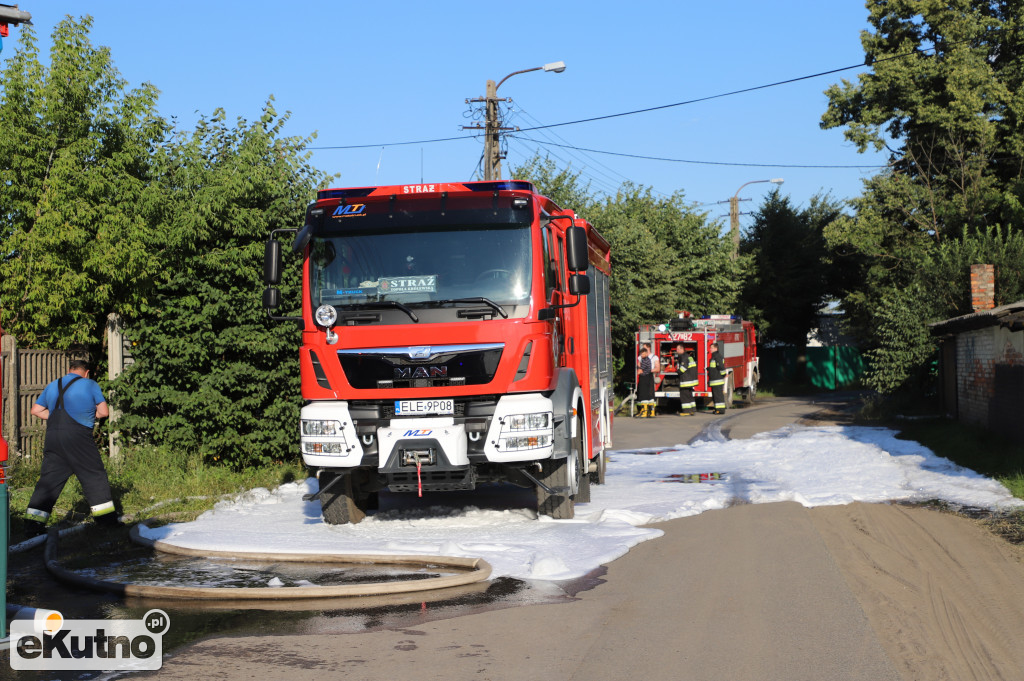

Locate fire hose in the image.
[42,523,492,600]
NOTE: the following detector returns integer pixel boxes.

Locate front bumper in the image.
[299,393,556,472]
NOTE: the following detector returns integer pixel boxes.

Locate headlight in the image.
[302,419,342,436]
[315,304,338,327]
[500,434,552,451]
[303,441,347,454]
[497,410,553,451]
[506,412,551,431]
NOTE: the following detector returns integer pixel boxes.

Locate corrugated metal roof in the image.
[929,300,1024,336]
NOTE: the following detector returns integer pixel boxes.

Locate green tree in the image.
[820,0,1024,394]
[740,191,843,346]
[589,184,739,371]
[822,0,1024,232]
[110,103,329,468]
[0,18,169,351]
[511,155,595,214]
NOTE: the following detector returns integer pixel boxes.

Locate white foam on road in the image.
[140,425,1022,582]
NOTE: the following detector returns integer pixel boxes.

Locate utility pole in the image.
[483,79,505,181]
[466,82,514,181]
[464,62,566,181]
[728,195,742,260]
[721,178,785,261]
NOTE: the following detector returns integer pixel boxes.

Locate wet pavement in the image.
[2,395,857,679]
[1,500,604,681]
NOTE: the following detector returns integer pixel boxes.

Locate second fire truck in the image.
[635,313,758,412]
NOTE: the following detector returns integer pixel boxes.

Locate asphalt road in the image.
[138,395,1024,681]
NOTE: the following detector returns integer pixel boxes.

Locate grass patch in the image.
[889,417,1024,544]
[7,444,306,540]
[890,418,1024,496]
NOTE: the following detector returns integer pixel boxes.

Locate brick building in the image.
[930,265,1024,442]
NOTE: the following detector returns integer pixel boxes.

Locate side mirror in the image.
[566,225,588,273]
[263,287,281,310]
[569,273,591,296]
[264,240,282,285]
[292,223,313,253]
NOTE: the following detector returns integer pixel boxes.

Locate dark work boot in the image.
[94,512,124,529]
[23,519,47,540]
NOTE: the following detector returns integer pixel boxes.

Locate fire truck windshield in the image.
[309,224,533,317]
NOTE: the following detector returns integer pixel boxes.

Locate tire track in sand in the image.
[810,502,1024,681]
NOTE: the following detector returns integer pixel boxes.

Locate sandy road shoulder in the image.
[811,502,1024,681]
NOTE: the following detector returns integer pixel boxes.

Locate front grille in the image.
[338,346,503,389]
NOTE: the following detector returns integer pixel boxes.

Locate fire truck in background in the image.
[263,180,612,524]
[635,313,758,412]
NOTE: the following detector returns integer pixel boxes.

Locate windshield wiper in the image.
[342,301,419,323]
[424,297,509,319]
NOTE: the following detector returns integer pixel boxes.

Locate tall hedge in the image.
[111,105,325,467]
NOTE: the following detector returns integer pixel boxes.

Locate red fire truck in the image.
[635,313,758,412]
[263,180,612,523]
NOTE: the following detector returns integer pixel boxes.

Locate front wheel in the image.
[535,428,583,519]
[574,418,592,503]
[320,471,369,525]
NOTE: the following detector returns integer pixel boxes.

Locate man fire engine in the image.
[263,180,612,524]
[635,313,758,413]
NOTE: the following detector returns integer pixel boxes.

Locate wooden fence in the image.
[1,336,73,459]
[1,314,129,460]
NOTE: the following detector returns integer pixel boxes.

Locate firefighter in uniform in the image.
[24,360,120,537]
[676,345,698,416]
[707,341,727,414]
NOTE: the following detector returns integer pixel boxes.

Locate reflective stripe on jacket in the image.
[680,356,698,388]
[708,356,726,386]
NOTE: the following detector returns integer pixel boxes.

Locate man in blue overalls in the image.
[24,360,119,538]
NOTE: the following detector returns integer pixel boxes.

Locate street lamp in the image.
[728,178,784,260]
[478,62,566,181]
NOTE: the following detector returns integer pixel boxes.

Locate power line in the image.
[514,38,973,134]
[311,133,479,151]
[514,65,866,134]
[510,104,648,195]
[307,43,944,152]
[504,107,627,197]
[508,135,889,169]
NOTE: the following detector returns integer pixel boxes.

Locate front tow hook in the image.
[302,472,345,502]
[519,467,570,497]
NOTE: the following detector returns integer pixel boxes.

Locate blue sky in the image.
[2,1,889,229]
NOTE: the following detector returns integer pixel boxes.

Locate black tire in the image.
[536,423,583,519]
[747,374,758,402]
[575,417,593,502]
[591,440,607,486]
[725,374,735,409]
[320,472,367,525]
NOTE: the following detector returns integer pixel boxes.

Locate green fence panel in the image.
[760,346,864,390]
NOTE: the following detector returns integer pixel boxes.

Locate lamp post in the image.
[728,178,784,260]
[479,61,565,181]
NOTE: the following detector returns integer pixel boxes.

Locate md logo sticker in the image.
[332,203,366,217]
[11,609,170,671]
